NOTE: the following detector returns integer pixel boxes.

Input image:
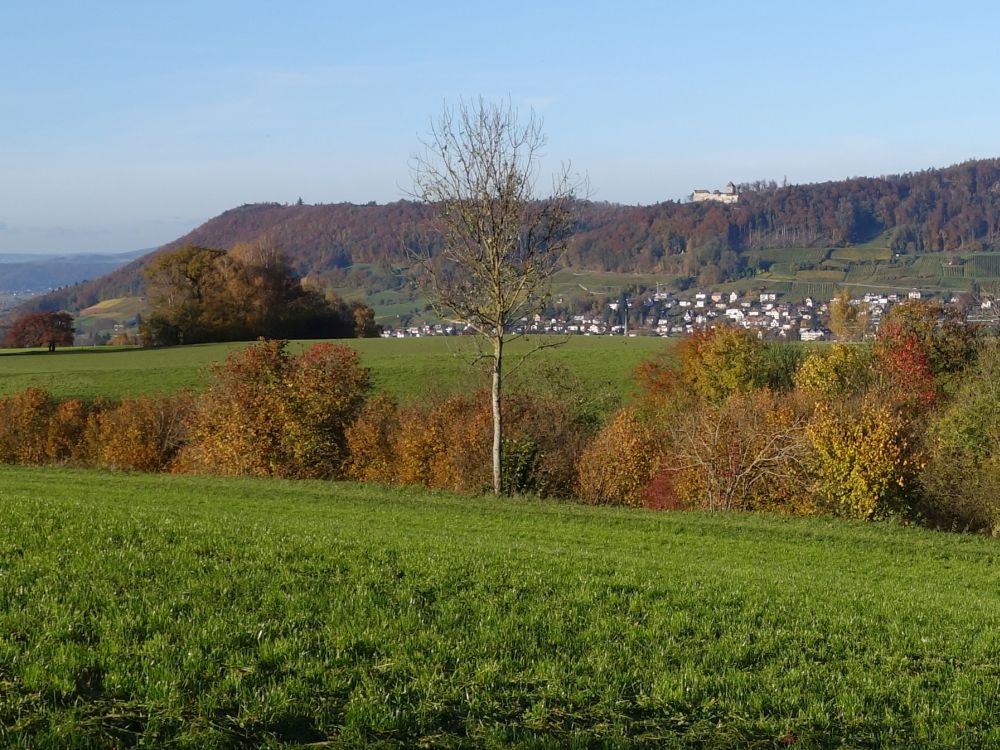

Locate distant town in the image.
[381,285,999,340]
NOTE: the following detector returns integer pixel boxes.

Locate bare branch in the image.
[408,98,584,494]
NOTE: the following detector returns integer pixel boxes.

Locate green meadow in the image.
[0,335,666,403]
[0,466,998,748]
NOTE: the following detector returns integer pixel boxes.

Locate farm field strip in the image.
[0,335,666,402]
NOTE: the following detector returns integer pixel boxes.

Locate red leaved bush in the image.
[874,320,937,408]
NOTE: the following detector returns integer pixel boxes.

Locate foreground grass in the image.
[0,335,665,403]
[1,467,998,748]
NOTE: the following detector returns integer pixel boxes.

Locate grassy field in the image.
[0,466,998,748]
[0,335,667,403]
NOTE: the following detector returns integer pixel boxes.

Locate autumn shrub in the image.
[177,339,290,475]
[178,339,370,478]
[877,299,978,385]
[344,394,400,484]
[395,393,491,493]
[757,343,807,391]
[93,394,194,472]
[495,390,588,496]
[354,385,591,498]
[576,408,660,507]
[915,340,1000,532]
[0,387,56,464]
[872,321,937,409]
[793,343,872,401]
[654,389,810,513]
[805,396,918,519]
[45,399,95,464]
[388,402,436,488]
[636,327,795,416]
[678,326,767,404]
[918,452,1000,534]
[281,343,372,478]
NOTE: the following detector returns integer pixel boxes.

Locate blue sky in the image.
[3,1,1000,252]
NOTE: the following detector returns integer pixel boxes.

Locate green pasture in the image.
[794,269,844,283]
[747,247,829,265]
[1,466,998,747]
[551,269,673,298]
[829,247,891,262]
[0,335,667,404]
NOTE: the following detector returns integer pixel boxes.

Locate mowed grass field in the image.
[0,335,667,403]
[1,466,998,748]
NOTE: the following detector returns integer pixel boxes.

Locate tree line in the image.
[1,241,381,349]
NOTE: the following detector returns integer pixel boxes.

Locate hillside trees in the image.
[3,311,75,351]
[411,98,580,494]
[141,244,378,345]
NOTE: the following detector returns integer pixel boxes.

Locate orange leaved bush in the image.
[0,387,56,465]
[93,394,194,472]
[178,339,370,478]
[576,408,660,507]
[344,394,400,484]
[657,389,809,513]
[46,398,95,464]
[346,387,590,497]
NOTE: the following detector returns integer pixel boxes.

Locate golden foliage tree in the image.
[793,343,872,401]
[828,289,869,341]
[805,397,917,519]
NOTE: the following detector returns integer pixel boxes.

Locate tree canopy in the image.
[141,243,379,345]
[3,312,75,351]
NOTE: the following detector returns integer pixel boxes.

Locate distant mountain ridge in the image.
[0,249,148,294]
[13,157,1000,315]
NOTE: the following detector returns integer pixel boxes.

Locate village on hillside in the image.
[381,285,1000,340]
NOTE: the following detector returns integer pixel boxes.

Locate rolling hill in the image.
[0,249,146,295]
[13,157,1000,318]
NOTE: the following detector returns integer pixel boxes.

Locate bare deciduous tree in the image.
[411,98,581,494]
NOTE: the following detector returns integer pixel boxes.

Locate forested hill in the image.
[18,157,1000,314]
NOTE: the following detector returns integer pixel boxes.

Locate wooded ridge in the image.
[16,157,1000,315]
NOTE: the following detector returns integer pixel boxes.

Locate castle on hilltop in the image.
[692,181,738,205]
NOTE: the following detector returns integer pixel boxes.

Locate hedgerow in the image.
[0,318,997,533]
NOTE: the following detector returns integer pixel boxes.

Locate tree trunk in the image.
[492,336,503,494]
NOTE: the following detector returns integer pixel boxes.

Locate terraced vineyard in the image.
[752,236,1000,299]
